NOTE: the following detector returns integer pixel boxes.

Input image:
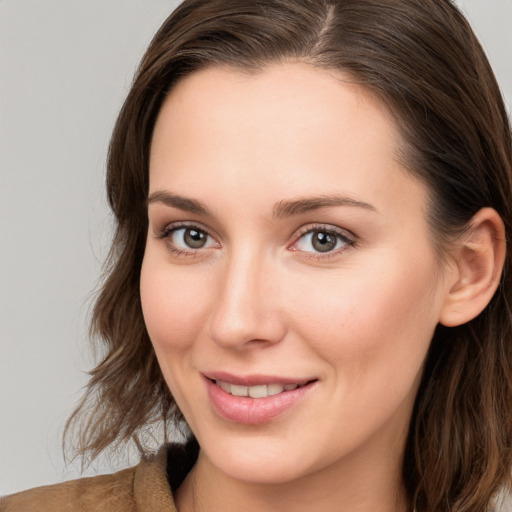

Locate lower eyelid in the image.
[155,222,354,258]
[156,224,221,258]
[290,226,356,255]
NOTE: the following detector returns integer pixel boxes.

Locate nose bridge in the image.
[208,244,285,349]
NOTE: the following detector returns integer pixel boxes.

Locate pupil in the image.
[184,228,206,249]
[312,232,336,252]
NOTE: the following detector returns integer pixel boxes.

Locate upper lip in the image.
[203,371,316,387]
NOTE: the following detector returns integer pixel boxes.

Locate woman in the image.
[3,0,511,511]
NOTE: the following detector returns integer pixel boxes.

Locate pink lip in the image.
[204,374,317,425]
[203,371,313,387]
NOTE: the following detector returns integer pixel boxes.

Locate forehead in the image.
[152,62,397,159]
[149,62,425,221]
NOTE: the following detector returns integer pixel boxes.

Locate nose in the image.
[207,248,288,350]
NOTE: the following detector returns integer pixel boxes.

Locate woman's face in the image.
[141,63,453,485]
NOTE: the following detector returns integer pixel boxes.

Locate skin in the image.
[140,62,462,512]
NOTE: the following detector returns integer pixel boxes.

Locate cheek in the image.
[140,255,211,355]
[290,251,441,374]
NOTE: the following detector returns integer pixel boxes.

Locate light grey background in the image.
[1,0,511,496]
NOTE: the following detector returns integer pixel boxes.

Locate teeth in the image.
[248,385,267,398]
[218,381,231,393]
[216,380,299,398]
[230,384,249,397]
[267,384,284,396]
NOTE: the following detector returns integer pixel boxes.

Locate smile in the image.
[205,375,318,424]
[214,380,306,398]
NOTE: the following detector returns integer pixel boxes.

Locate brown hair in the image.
[66,1,512,510]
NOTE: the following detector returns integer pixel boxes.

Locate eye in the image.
[158,223,219,255]
[172,227,212,249]
[291,226,355,255]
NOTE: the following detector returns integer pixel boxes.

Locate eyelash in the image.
[157,222,217,258]
[156,222,357,259]
[290,224,356,259]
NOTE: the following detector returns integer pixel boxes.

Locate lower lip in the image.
[205,378,316,425]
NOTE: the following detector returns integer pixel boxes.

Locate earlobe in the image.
[439,208,506,327]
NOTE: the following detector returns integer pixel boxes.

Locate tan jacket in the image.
[1,446,178,512]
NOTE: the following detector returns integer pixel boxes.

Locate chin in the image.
[198,431,323,485]
[218,456,309,485]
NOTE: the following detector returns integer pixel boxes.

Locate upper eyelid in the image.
[155,220,357,248]
[289,224,358,257]
[156,220,216,239]
[157,223,220,256]
[293,223,357,241]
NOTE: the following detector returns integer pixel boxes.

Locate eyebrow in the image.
[147,191,212,216]
[147,190,377,218]
[272,195,377,218]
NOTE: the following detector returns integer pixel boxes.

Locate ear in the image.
[439,208,506,327]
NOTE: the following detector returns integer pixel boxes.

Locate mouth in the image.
[204,374,318,424]
[211,379,314,398]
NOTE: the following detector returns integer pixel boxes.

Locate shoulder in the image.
[0,467,137,512]
[0,446,177,512]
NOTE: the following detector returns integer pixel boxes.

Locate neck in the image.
[176,442,409,512]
